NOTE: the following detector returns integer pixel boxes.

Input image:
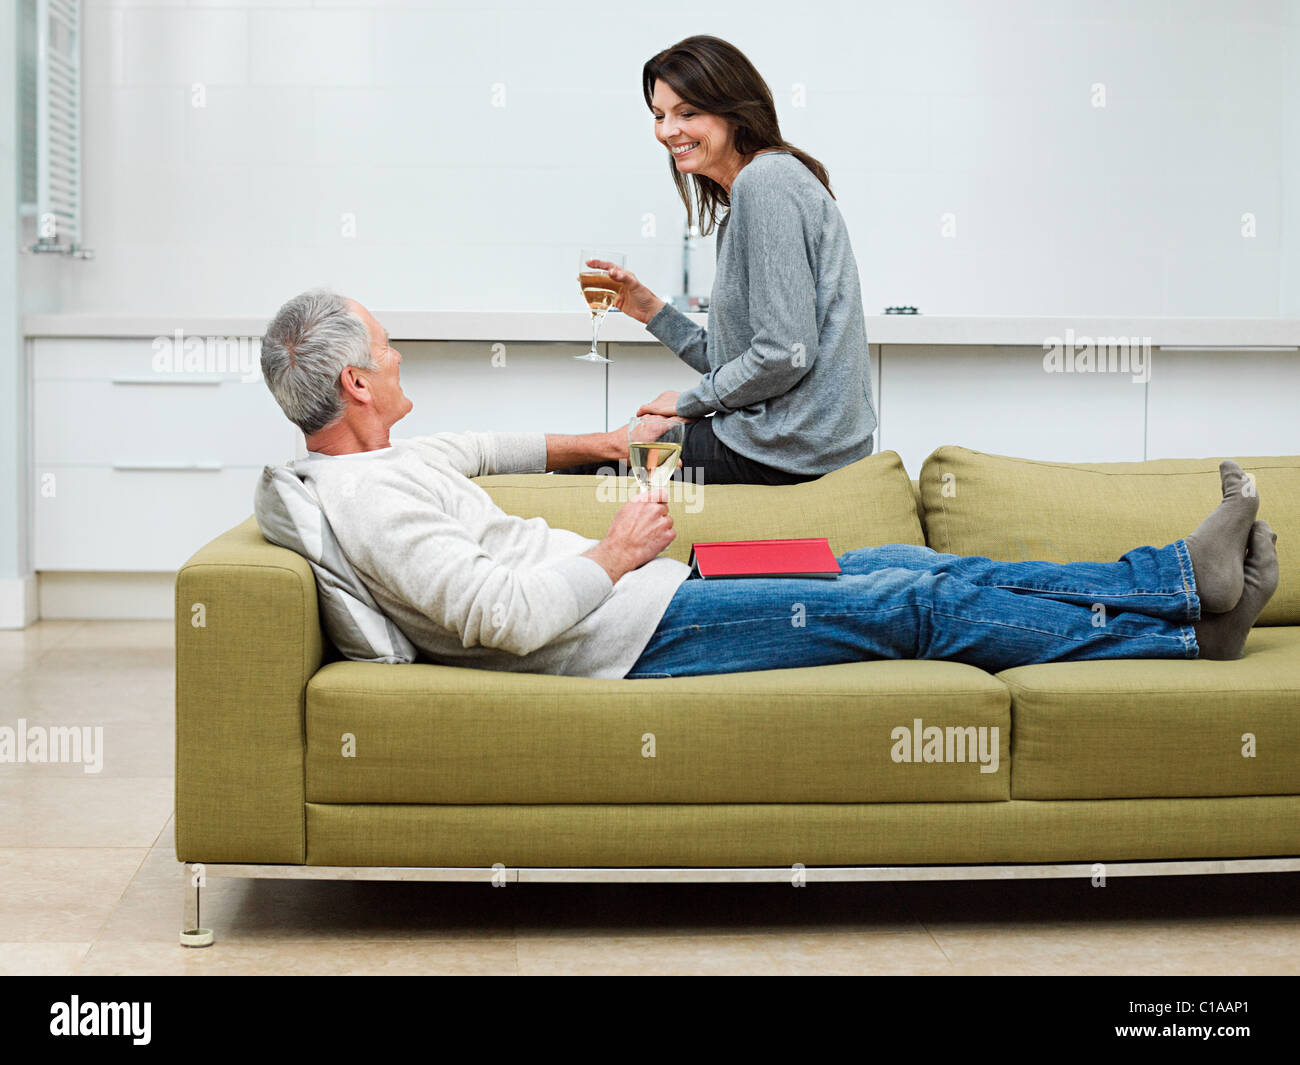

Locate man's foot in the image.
[1193,521,1278,661]
[1185,460,1259,613]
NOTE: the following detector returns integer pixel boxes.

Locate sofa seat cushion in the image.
[475,449,927,567]
[918,447,1300,625]
[305,659,1010,804]
[1002,626,1300,800]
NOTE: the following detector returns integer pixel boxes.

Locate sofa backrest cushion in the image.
[919,446,1300,625]
[253,464,418,663]
[475,449,927,563]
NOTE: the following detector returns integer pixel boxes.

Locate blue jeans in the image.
[625,541,1202,678]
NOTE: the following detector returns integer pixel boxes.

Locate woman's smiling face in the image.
[650,79,737,183]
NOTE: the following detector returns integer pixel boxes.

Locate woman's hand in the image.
[636,391,686,419]
[587,259,666,325]
[612,413,688,461]
[631,413,687,440]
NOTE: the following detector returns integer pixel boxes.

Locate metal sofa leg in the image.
[179,862,215,947]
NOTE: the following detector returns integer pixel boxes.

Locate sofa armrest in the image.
[174,515,323,863]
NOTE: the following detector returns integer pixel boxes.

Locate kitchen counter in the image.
[23,311,1300,347]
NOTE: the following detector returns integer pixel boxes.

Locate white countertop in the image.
[22,311,1300,347]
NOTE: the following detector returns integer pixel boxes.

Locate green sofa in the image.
[173,446,1300,944]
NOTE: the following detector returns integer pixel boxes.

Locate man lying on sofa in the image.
[258,288,1278,680]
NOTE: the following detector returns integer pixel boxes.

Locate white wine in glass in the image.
[576,250,625,362]
[628,415,684,491]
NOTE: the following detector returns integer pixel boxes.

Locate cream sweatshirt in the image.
[293,430,691,678]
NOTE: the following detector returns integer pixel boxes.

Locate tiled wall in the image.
[59,0,1300,319]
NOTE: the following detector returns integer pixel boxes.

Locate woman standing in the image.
[558,35,877,485]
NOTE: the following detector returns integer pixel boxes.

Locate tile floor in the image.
[2,619,1298,976]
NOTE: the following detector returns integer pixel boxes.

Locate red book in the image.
[688,537,842,580]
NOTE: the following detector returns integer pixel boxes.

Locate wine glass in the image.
[628,415,685,493]
[575,250,625,362]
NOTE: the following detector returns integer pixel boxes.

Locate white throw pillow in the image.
[253,464,417,664]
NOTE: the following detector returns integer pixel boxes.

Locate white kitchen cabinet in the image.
[22,323,1300,591]
[1146,348,1300,459]
[878,344,1149,474]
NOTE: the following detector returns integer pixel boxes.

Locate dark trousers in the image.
[553,415,821,486]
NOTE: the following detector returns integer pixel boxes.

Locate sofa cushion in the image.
[919,447,1300,625]
[304,658,1010,804]
[475,448,926,565]
[1001,625,1300,800]
[253,464,417,664]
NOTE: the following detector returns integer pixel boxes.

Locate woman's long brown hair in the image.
[643,35,834,236]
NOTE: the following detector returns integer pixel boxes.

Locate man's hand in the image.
[581,487,677,583]
[636,391,686,419]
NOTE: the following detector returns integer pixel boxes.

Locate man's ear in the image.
[338,364,371,406]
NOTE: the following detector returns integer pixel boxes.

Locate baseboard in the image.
[37,572,175,620]
[0,573,39,628]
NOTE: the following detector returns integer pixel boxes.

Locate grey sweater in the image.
[294,431,691,679]
[648,151,877,476]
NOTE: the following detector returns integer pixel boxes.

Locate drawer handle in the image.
[110,376,224,386]
[1157,346,1299,352]
[111,462,224,472]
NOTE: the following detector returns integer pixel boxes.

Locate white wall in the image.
[44,0,1297,320]
[1282,4,1300,318]
[1,5,23,598]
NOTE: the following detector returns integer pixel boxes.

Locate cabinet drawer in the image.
[32,336,264,381]
[1147,349,1300,459]
[34,377,293,466]
[33,467,263,571]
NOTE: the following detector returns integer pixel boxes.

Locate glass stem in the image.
[590,311,602,356]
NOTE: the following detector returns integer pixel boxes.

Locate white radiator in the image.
[19,0,89,257]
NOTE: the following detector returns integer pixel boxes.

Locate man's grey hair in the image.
[261,289,374,436]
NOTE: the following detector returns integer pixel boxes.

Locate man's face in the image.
[347,299,413,427]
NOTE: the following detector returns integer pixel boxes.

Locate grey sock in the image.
[1193,521,1278,661]
[1185,460,1259,613]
